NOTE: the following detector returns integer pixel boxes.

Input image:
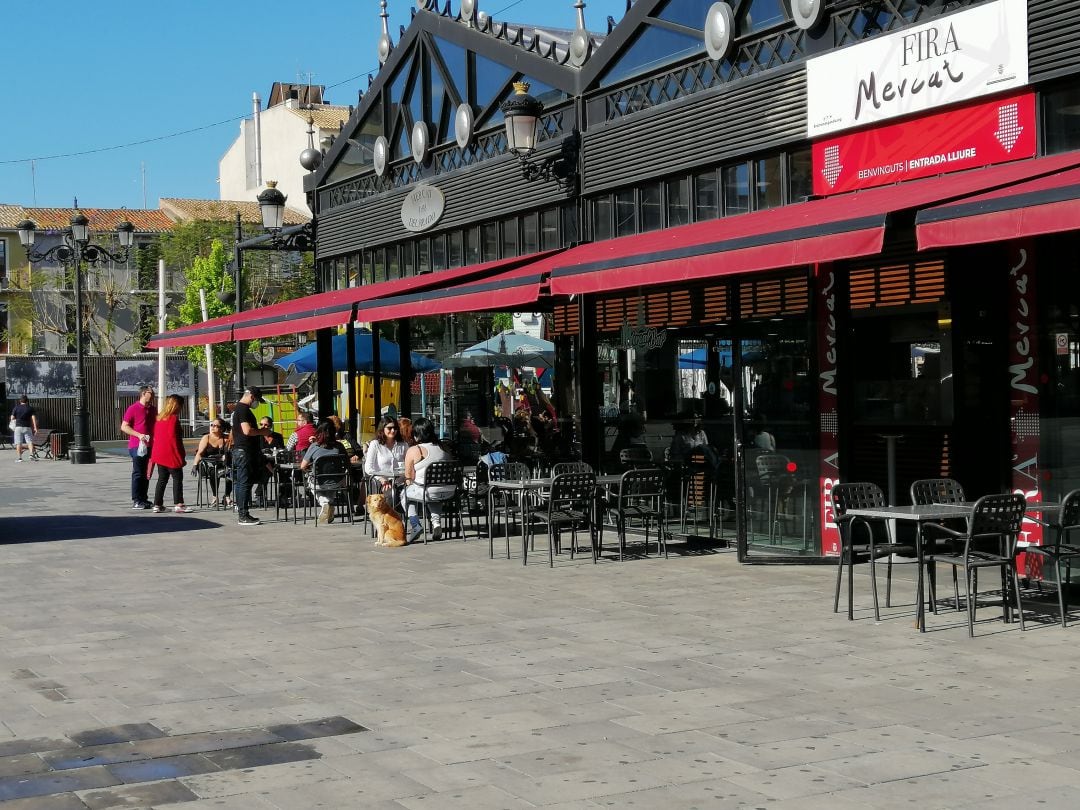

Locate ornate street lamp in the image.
[16,211,135,464]
[257,180,287,234]
[500,82,580,192]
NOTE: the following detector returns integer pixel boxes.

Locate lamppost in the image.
[500,82,580,192]
[16,211,135,464]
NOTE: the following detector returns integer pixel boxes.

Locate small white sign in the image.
[806,0,1028,137]
[400,184,445,233]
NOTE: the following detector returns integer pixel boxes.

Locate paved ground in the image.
[3,453,1080,809]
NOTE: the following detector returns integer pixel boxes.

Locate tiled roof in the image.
[0,204,26,228]
[286,105,350,132]
[19,207,174,234]
[159,198,310,226]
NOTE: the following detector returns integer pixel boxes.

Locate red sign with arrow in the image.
[812,91,1036,196]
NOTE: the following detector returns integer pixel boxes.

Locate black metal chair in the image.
[599,468,668,560]
[923,493,1027,637]
[910,478,967,614]
[305,454,353,526]
[552,461,593,476]
[486,461,531,559]
[755,453,793,544]
[831,482,917,621]
[525,471,597,567]
[404,460,463,543]
[1020,489,1080,628]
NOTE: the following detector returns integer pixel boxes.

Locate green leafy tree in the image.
[172,239,237,372]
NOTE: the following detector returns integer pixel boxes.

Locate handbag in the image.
[7,417,15,433]
[137,438,149,457]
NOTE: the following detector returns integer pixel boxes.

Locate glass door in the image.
[730,323,819,560]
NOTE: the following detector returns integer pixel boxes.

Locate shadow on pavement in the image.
[1,515,223,544]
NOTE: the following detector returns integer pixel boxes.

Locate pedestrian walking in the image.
[120,386,156,509]
[9,395,38,462]
[149,394,191,513]
[231,386,271,526]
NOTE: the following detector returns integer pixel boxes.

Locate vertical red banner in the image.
[816,264,841,557]
[1007,240,1044,569]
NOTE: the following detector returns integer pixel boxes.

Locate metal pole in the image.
[233,211,244,396]
[157,259,167,399]
[346,320,358,445]
[199,288,216,420]
[70,239,95,463]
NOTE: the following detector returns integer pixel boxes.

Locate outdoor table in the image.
[844,502,973,632]
[488,474,624,564]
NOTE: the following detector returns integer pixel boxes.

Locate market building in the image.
[151,0,1080,564]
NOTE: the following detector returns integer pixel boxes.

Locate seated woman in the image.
[192,419,231,506]
[401,417,457,543]
[300,422,347,524]
[364,416,405,493]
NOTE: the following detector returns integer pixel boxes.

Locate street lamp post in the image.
[16,211,135,464]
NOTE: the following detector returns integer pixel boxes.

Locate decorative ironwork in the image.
[599,0,980,123]
[512,129,581,193]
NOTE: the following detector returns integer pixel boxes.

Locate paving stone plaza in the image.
[3,455,1080,808]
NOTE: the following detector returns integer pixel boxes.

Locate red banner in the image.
[816,263,841,557]
[813,91,1036,196]
[1007,241,1044,570]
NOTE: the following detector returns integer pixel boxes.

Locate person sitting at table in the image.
[300,422,347,524]
[327,414,361,463]
[365,415,406,492]
[286,411,317,459]
[398,416,415,447]
[192,418,231,507]
[402,417,457,543]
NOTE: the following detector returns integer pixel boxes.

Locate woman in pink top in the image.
[149,395,190,513]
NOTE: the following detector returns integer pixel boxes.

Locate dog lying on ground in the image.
[366,493,407,547]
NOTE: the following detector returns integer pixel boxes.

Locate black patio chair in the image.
[404,460,463,543]
[486,461,531,559]
[924,493,1027,637]
[599,468,668,560]
[305,454,353,526]
[1018,489,1080,628]
[525,471,597,567]
[910,477,967,613]
[831,482,917,621]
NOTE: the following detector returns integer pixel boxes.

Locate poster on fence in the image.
[4,358,77,398]
[116,357,193,396]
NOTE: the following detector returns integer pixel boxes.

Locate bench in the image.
[30,429,56,460]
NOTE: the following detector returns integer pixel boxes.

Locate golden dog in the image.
[366,493,407,547]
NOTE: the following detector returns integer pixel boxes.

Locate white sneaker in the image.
[15,457,22,462]
[174,504,193,514]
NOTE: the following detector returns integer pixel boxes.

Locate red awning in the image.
[146,252,556,348]
[549,151,1080,296]
[917,164,1080,249]
[354,254,565,322]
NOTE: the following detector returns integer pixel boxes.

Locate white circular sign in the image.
[791,0,824,31]
[400,184,446,232]
[373,135,389,176]
[455,104,474,149]
[705,3,735,61]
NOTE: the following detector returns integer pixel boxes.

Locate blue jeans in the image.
[129,448,150,503]
[232,448,254,517]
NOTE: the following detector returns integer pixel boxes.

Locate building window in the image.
[522,212,540,255]
[755,155,783,211]
[501,218,519,258]
[374,248,387,283]
[593,195,614,241]
[723,162,751,216]
[788,149,813,203]
[640,182,662,232]
[541,208,560,250]
[448,231,463,268]
[666,176,690,227]
[482,223,498,261]
[431,234,447,271]
[401,243,415,277]
[1,238,9,284]
[0,303,8,354]
[465,226,481,265]
[1044,84,1080,155]
[416,239,431,273]
[694,170,719,221]
[615,189,637,237]
[387,246,401,280]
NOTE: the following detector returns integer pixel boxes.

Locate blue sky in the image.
[0,0,628,211]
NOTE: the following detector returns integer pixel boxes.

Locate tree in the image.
[172,239,237,373]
